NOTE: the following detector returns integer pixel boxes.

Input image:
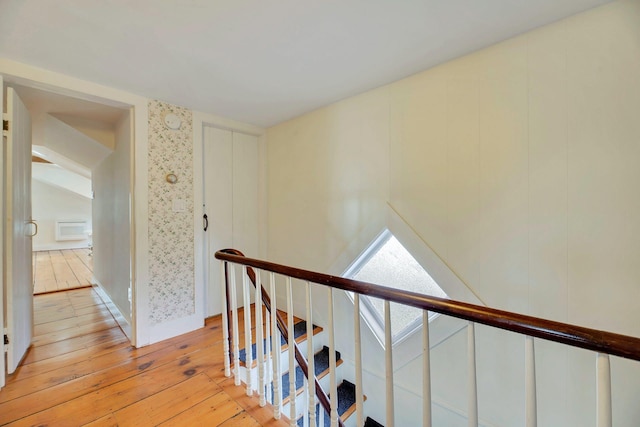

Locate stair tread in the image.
[238,320,322,366]
[332,380,362,420]
[295,380,367,427]
[278,346,342,403]
[313,346,341,377]
[364,416,384,427]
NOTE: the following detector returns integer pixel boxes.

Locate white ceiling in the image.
[0,0,612,127]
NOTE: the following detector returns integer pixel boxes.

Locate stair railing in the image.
[220,249,344,427]
[216,249,640,427]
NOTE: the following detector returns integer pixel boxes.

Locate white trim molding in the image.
[386,203,484,306]
[0,57,149,348]
[92,277,132,341]
[147,314,203,344]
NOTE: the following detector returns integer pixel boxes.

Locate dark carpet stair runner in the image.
[296,379,379,427]
[236,316,384,426]
[363,416,385,427]
[238,320,322,368]
[279,346,342,405]
[294,347,383,427]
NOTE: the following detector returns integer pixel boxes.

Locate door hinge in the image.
[2,119,8,131]
[3,334,8,346]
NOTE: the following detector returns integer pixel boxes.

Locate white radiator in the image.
[55,220,88,241]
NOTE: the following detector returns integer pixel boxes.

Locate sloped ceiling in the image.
[32,163,92,199]
[40,114,113,169]
[0,0,613,127]
[13,84,122,173]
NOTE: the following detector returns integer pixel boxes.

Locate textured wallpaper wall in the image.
[147,100,194,324]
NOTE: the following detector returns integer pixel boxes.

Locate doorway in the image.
[1,79,135,387]
[12,85,122,295]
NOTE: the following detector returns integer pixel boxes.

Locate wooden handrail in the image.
[220,249,344,427]
[216,249,640,362]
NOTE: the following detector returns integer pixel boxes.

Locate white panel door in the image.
[5,87,34,374]
[203,126,233,317]
[203,126,259,317]
[231,132,259,257]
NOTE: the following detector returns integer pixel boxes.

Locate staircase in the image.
[218,249,640,427]
[234,307,383,427]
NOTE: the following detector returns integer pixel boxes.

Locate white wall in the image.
[31,179,92,251]
[266,0,640,425]
[93,112,132,325]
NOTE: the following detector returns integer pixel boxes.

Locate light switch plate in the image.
[172,198,186,212]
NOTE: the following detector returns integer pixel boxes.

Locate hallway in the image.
[0,287,288,426]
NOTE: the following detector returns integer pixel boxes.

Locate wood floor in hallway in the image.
[33,249,93,295]
[0,287,289,426]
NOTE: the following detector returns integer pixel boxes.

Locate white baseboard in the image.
[147,314,204,345]
[92,277,132,342]
[34,241,90,251]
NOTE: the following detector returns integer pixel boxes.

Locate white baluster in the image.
[220,260,231,378]
[265,292,272,403]
[328,288,339,427]
[287,277,297,427]
[306,282,317,427]
[230,263,241,386]
[243,267,253,395]
[270,272,282,419]
[255,269,266,406]
[597,353,612,427]
[385,300,395,427]
[303,381,310,427]
[525,336,537,427]
[468,322,478,427]
[354,294,364,427]
[423,311,432,427]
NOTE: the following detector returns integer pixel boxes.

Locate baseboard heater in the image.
[55,220,88,241]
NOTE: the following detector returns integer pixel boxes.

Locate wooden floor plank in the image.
[3,356,196,425]
[158,391,244,426]
[62,249,93,285]
[83,413,119,427]
[31,316,117,347]
[0,288,289,427]
[21,326,124,365]
[220,377,290,427]
[111,373,222,426]
[72,247,93,270]
[33,249,93,295]
[0,344,181,423]
[219,412,262,427]
[6,336,131,384]
[34,308,112,336]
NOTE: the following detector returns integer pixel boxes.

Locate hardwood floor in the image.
[33,249,94,295]
[0,288,289,426]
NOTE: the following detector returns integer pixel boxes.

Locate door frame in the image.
[0,58,149,351]
[0,74,4,388]
[192,111,266,319]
